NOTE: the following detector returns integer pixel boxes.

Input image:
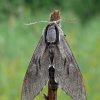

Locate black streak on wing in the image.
[21,37,49,100]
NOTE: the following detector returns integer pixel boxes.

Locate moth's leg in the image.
[43,94,48,100]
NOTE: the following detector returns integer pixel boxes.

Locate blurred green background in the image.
[0,0,100,100]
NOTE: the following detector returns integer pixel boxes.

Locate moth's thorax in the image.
[44,22,60,44]
[46,26,56,43]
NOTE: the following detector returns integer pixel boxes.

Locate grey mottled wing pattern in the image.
[21,36,49,100]
[54,36,86,100]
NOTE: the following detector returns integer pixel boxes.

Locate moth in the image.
[21,11,86,100]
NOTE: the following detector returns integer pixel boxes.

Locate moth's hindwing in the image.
[21,37,49,100]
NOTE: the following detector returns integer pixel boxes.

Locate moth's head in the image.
[44,22,59,44]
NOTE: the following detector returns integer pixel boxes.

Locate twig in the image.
[43,82,57,100]
[43,10,60,100]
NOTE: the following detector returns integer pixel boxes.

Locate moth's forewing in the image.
[21,36,49,100]
[53,25,86,100]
